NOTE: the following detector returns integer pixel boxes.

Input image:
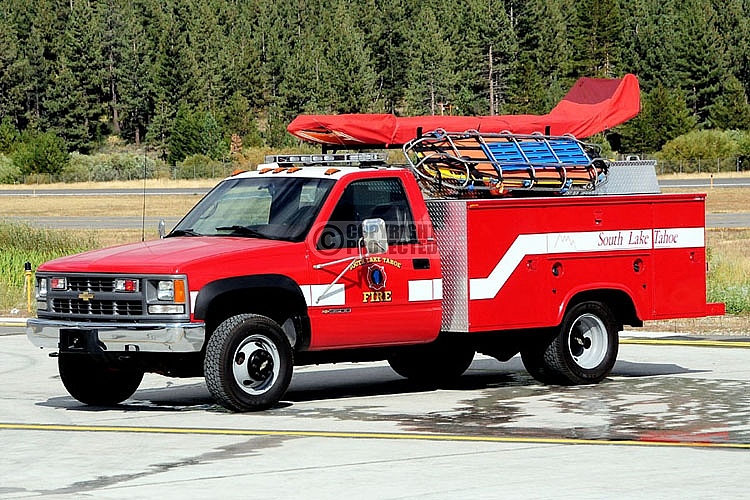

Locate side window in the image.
[321,178,417,249]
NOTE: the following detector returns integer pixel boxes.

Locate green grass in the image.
[0,221,97,314]
[706,229,750,315]
[708,283,750,315]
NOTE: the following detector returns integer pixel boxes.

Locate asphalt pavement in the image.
[1,323,749,499]
[659,177,750,188]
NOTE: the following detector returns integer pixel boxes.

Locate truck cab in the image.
[28,154,446,411]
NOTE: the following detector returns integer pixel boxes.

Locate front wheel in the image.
[525,301,618,385]
[58,354,144,406]
[204,314,293,412]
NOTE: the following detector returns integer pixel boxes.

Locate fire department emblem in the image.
[367,264,387,291]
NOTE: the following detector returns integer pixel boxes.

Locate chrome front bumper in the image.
[26,318,206,353]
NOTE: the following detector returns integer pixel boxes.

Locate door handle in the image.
[413,259,430,270]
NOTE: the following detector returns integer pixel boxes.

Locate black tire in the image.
[387,341,475,384]
[58,354,144,406]
[204,314,293,412]
[521,347,566,385]
[528,301,618,385]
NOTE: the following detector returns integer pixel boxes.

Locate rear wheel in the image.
[524,301,618,385]
[204,314,293,412]
[58,354,144,406]
[387,340,474,384]
[521,347,565,385]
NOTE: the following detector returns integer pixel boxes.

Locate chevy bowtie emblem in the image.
[78,292,95,301]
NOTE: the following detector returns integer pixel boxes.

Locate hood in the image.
[38,236,296,274]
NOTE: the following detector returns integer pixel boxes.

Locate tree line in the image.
[0,0,749,172]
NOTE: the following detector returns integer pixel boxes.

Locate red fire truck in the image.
[27,131,724,412]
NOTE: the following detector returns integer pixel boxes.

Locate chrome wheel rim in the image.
[232,334,280,395]
[567,313,608,369]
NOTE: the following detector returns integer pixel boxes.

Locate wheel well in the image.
[567,289,641,329]
[201,286,309,349]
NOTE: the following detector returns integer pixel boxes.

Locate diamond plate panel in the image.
[598,160,660,195]
[571,160,660,195]
[426,200,469,332]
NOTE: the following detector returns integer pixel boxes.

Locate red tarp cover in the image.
[287,74,640,147]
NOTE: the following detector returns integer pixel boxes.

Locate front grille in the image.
[38,273,189,322]
[68,277,116,292]
[52,298,143,316]
[43,274,146,320]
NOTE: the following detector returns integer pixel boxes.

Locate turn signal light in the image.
[174,279,186,303]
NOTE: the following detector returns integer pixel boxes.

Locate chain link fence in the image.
[622,156,748,175]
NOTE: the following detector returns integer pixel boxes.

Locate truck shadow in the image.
[38,357,704,412]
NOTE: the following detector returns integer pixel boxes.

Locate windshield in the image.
[170,176,335,241]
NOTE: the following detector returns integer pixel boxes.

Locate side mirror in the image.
[362,218,388,255]
[158,219,166,238]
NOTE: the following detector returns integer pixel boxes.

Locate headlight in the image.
[148,278,188,315]
[157,280,174,301]
[157,279,186,302]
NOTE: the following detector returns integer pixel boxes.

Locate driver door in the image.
[306,177,441,349]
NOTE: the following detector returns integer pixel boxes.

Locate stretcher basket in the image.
[402,129,609,196]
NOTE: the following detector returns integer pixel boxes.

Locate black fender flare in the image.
[193,274,310,348]
[194,274,307,320]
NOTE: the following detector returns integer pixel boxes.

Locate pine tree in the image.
[572,0,623,77]
[44,0,107,153]
[709,75,750,130]
[618,84,696,153]
[254,0,290,104]
[278,36,325,115]
[403,4,456,115]
[168,105,200,164]
[360,0,409,113]
[104,0,155,145]
[219,2,264,111]
[712,0,750,107]
[509,0,575,113]
[9,0,750,153]
[199,111,225,160]
[0,116,20,153]
[18,0,67,130]
[147,1,197,157]
[317,2,378,113]
[0,10,28,126]
[456,0,518,115]
[619,0,681,92]
[672,0,728,125]
[183,0,227,113]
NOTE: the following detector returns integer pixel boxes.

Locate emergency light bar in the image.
[265,152,387,165]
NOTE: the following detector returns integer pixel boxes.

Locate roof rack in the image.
[403,129,608,196]
[265,152,388,166]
